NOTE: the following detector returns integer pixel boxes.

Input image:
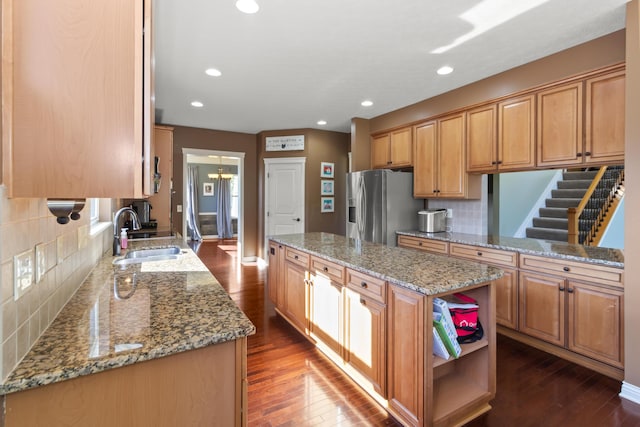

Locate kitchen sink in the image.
[113,246,184,265]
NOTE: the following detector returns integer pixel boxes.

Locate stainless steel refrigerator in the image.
[346,169,423,246]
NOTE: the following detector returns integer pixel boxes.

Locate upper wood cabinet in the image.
[537,82,584,167]
[1,0,153,198]
[467,96,536,173]
[585,71,625,165]
[538,71,625,168]
[414,114,481,199]
[371,127,413,169]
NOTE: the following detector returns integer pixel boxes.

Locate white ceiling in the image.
[153,0,628,135]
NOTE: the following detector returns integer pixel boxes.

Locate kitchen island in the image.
[0,238,255,427]
[268,232,503,427]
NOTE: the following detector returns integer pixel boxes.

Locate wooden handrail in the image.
[567,167,608,244]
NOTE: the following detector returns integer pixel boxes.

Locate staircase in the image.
[525,170,598,242]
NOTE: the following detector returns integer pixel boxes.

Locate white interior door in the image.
[265,158,305,239]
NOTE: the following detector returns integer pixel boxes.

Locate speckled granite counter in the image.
[396,231,624,268]
[269,232,503,295]
[0,238,255,395]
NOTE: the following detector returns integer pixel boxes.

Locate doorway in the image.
[182,148,246,261]
[264,157,306,254]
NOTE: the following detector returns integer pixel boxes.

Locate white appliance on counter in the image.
[346,169,423,246]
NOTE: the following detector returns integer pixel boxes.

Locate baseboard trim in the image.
[620,381,640,405]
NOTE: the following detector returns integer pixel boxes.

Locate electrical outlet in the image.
[35,243,46,284]
[446,208,453,218]
[14,249,34,300]
[176,204,183,213]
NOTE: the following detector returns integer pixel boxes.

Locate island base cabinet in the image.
[3,339,248,427]
[387,283,496,427]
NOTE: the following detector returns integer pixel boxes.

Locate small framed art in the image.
[203,182,214,196]
[320,162,334,178]
[321,197,334,213]
[321,180,334,196]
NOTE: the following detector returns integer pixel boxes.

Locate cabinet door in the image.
[371,134,391,168]
[518,271,565,346]
[495,267,518,330]
[390,127,413,167]
[387,285,424,427]
[585,71,625,165]
[2,0,152,198]
[467,104,498,173]
[284,262,308,334]
[567,281,623,368]
[537,83,583,167]
[309,275,343,356]
[437,113,466,198]
[413,121,438,198]
[344,288,386,396]
[498,94,536,170]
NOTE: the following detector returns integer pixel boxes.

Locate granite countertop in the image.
[396,231,624,268]
[269,232,503,296]
[0,238,255,395]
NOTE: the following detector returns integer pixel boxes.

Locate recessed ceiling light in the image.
[361,100,373,107]
[205,68,222,77]
[191,101,204,108]
[437,66,454,75]
[317,120,327,126]
[236,0,259,14]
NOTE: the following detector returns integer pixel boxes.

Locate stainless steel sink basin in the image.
[113,246,184,265]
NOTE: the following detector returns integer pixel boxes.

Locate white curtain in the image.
[186,165,202,241]
[216,177,233,239]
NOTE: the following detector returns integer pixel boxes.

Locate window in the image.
[89,198,100,225]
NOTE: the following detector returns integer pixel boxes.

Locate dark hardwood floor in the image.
[191,240,640,427]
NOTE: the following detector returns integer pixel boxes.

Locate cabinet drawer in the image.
[311,256,345,284]
[450,243,517,268]
[285,247,310,269]
[347,269,386,303]
[397,235,449,255]
[519,254,623,287]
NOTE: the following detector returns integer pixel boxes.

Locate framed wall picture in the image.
[203,182,214,196]
[321,180,334,196]
[321,197,334,213]
[320,162,334,178]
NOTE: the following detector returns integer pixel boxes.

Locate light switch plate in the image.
[14,249,34,300]
[35,243,46,284]
[176,204,183,213]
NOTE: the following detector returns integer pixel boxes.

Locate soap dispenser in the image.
[120,228,128,250]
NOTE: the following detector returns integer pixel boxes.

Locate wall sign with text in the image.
[265,135,305,151]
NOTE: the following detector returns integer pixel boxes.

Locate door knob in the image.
[293,218,301,222]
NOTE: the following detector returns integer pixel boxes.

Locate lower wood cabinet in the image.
[519,269,623,369]
[283,259,309,335]
[309,256,345,357]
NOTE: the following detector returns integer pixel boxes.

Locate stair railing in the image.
[567,167,608,244]
[567,166,624,245]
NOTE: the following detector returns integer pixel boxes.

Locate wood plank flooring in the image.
[191,240,640,427]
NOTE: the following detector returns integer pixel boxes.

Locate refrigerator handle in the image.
[357,176,366,238]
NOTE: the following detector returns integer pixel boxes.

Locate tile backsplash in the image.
[0,186,111,380]
[427,175,489,235]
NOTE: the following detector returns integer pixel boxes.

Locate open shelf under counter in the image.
[433,338,489,368]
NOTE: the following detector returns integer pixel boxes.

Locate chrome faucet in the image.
[113,207,142,255]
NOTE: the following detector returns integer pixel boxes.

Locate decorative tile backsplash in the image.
[0,186,111,381]
[427,176,489,235]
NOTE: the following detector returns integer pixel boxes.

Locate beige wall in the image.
[257,129,350,259]
[169,126,260,258]
[0,193,112,381]
[625,0,640,390]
